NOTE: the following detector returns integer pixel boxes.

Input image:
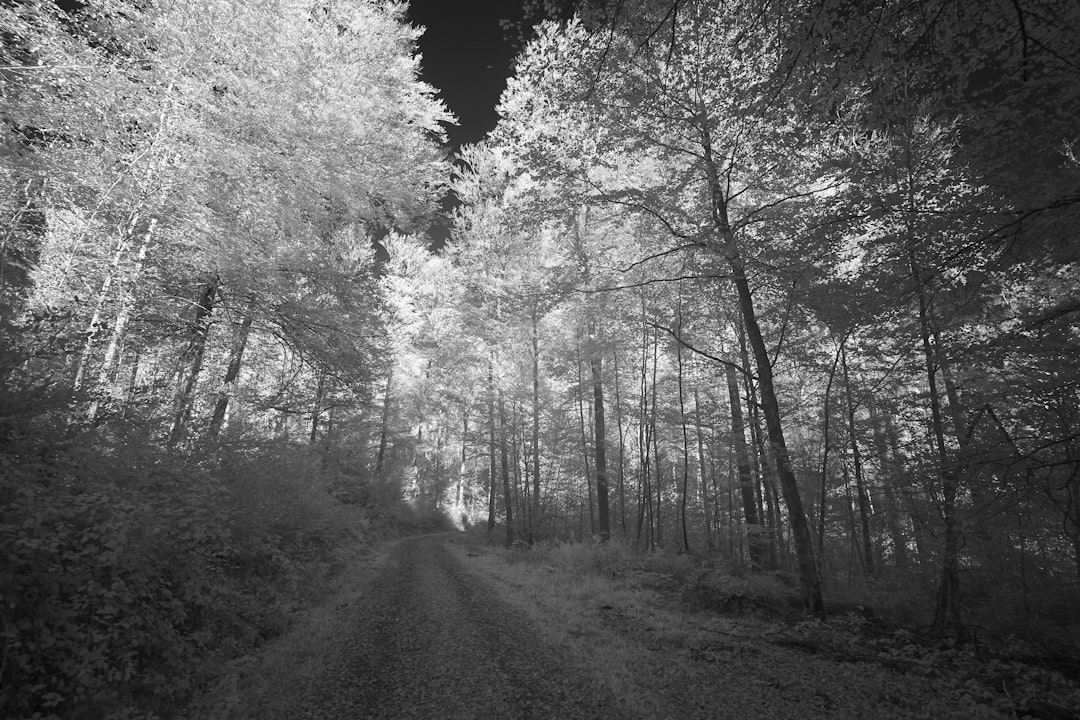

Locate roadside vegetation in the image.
[1,403,446,719]
[2,1,448,717]
[452,529,1080,720]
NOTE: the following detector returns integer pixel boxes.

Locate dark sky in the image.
[406,0,526,148]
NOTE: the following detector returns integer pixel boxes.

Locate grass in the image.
[449,529,1080,720]
[181,538,392,720]
[184,526,1080,719]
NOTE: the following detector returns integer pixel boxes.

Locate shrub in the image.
[0,423,392,719]
[1,448,222,718]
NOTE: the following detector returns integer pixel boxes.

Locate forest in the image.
[2,0,1078,718]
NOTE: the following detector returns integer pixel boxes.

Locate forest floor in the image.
[188,532,1080,720]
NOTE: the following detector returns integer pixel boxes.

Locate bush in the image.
[1,444,225,718]
[0,424,397,719]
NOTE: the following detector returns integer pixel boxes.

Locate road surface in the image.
[298,534,630,719]
[289,534,1015,720]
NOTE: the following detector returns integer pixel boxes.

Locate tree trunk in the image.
[531,305,542,541]
[499,387,514,547]
[818,339,844,563]
[841,343,875,576]
[73,213,141,390]
[651,326,663,547]
[726,360,763,570]
[842,461,863,577]
[487,360,497,533]
[912,249,962,635]
[736,312,781,569]
[375,364,394,477]
[120,348,141,424]
[309,370,326,446]
[676,310,692,553]
[208,296,254,440]
[511,408,522,533]
[167,276,218,446]
[637,296,652,548]
[701,128,823,614]
[870,403,909,570]
[694,389,714,550]
[575,352,594,536]
[590,330,610,542]
[613,347,628,535]
[88,218,155,420]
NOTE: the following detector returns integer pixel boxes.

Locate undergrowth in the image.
[461,531,1080,718]
[0,418,423,720]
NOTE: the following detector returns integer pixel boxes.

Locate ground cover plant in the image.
[452,531,1080,720]
[0,399,442,719]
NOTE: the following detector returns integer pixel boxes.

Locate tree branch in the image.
[647,320,757,382]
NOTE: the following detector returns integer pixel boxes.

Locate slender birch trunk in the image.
[73,213,140,390]
[88,218,156,421]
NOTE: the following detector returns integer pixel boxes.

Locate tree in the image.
[492,1,831,612]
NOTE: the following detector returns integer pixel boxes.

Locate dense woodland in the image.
[2,0,1079,717]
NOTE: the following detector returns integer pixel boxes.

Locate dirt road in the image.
[285,533,1019,720]
[297,534,630,720]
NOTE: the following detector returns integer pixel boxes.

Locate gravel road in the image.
[298,534,631,720]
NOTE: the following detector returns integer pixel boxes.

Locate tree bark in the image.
[531,304,542,542]
[487,359,497,533]
[841,343,875,576]
[637,295,652,548]
[309,370,326,446]
[613,347,628,535]
[911,248,962,635]
[575,351,595,536]
[73,214,143,390]
[590,328,610,541]
[167,276,218,446]
[88,218,155,420]
[870,402,909,570]
[208,295,254,440]
[741,347,781,571]
[818,339,844,563]
[676,308,692,553]
[725,360,763,570]
[375,364,394,477]
[498,388,514,547]
[694,389,714,549]
[650,326,663,547]
[701,127,823,614]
